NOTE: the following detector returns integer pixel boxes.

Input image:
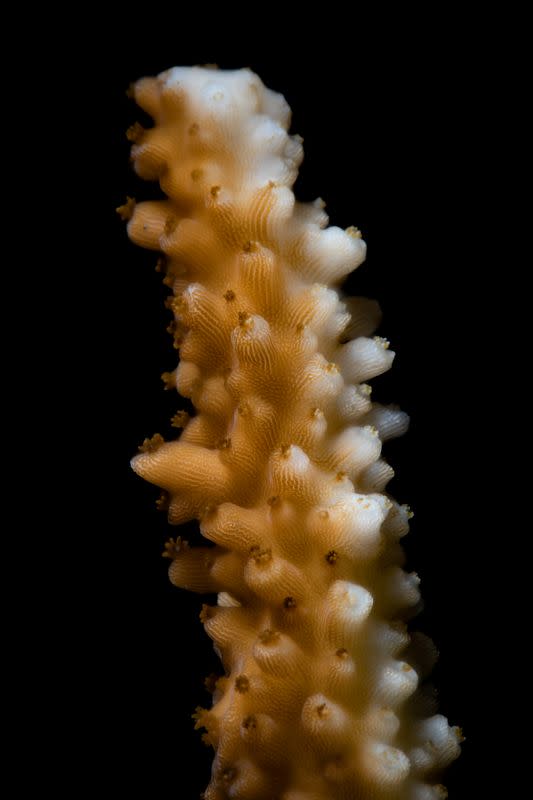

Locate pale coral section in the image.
[125,66,461,799]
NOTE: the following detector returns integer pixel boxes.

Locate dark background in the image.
[48,19,498,799]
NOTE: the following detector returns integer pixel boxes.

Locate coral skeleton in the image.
[123,66,461,799]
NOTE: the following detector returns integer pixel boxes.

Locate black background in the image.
[46,18,498,799]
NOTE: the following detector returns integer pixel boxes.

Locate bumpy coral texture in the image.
[125,66,461,799]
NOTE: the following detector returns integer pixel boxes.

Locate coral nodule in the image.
[122,66,461,800]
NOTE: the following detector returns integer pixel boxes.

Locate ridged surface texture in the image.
[123,66,461,800]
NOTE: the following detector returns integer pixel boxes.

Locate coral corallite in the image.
[122,66,461,799]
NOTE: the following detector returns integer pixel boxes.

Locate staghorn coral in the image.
[122,66,461,799]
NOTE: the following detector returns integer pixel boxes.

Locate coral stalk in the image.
[123,66,461,799]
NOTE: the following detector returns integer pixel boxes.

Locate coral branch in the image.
[124,65,460,799]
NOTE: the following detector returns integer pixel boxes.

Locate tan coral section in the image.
[125,66,461,800]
